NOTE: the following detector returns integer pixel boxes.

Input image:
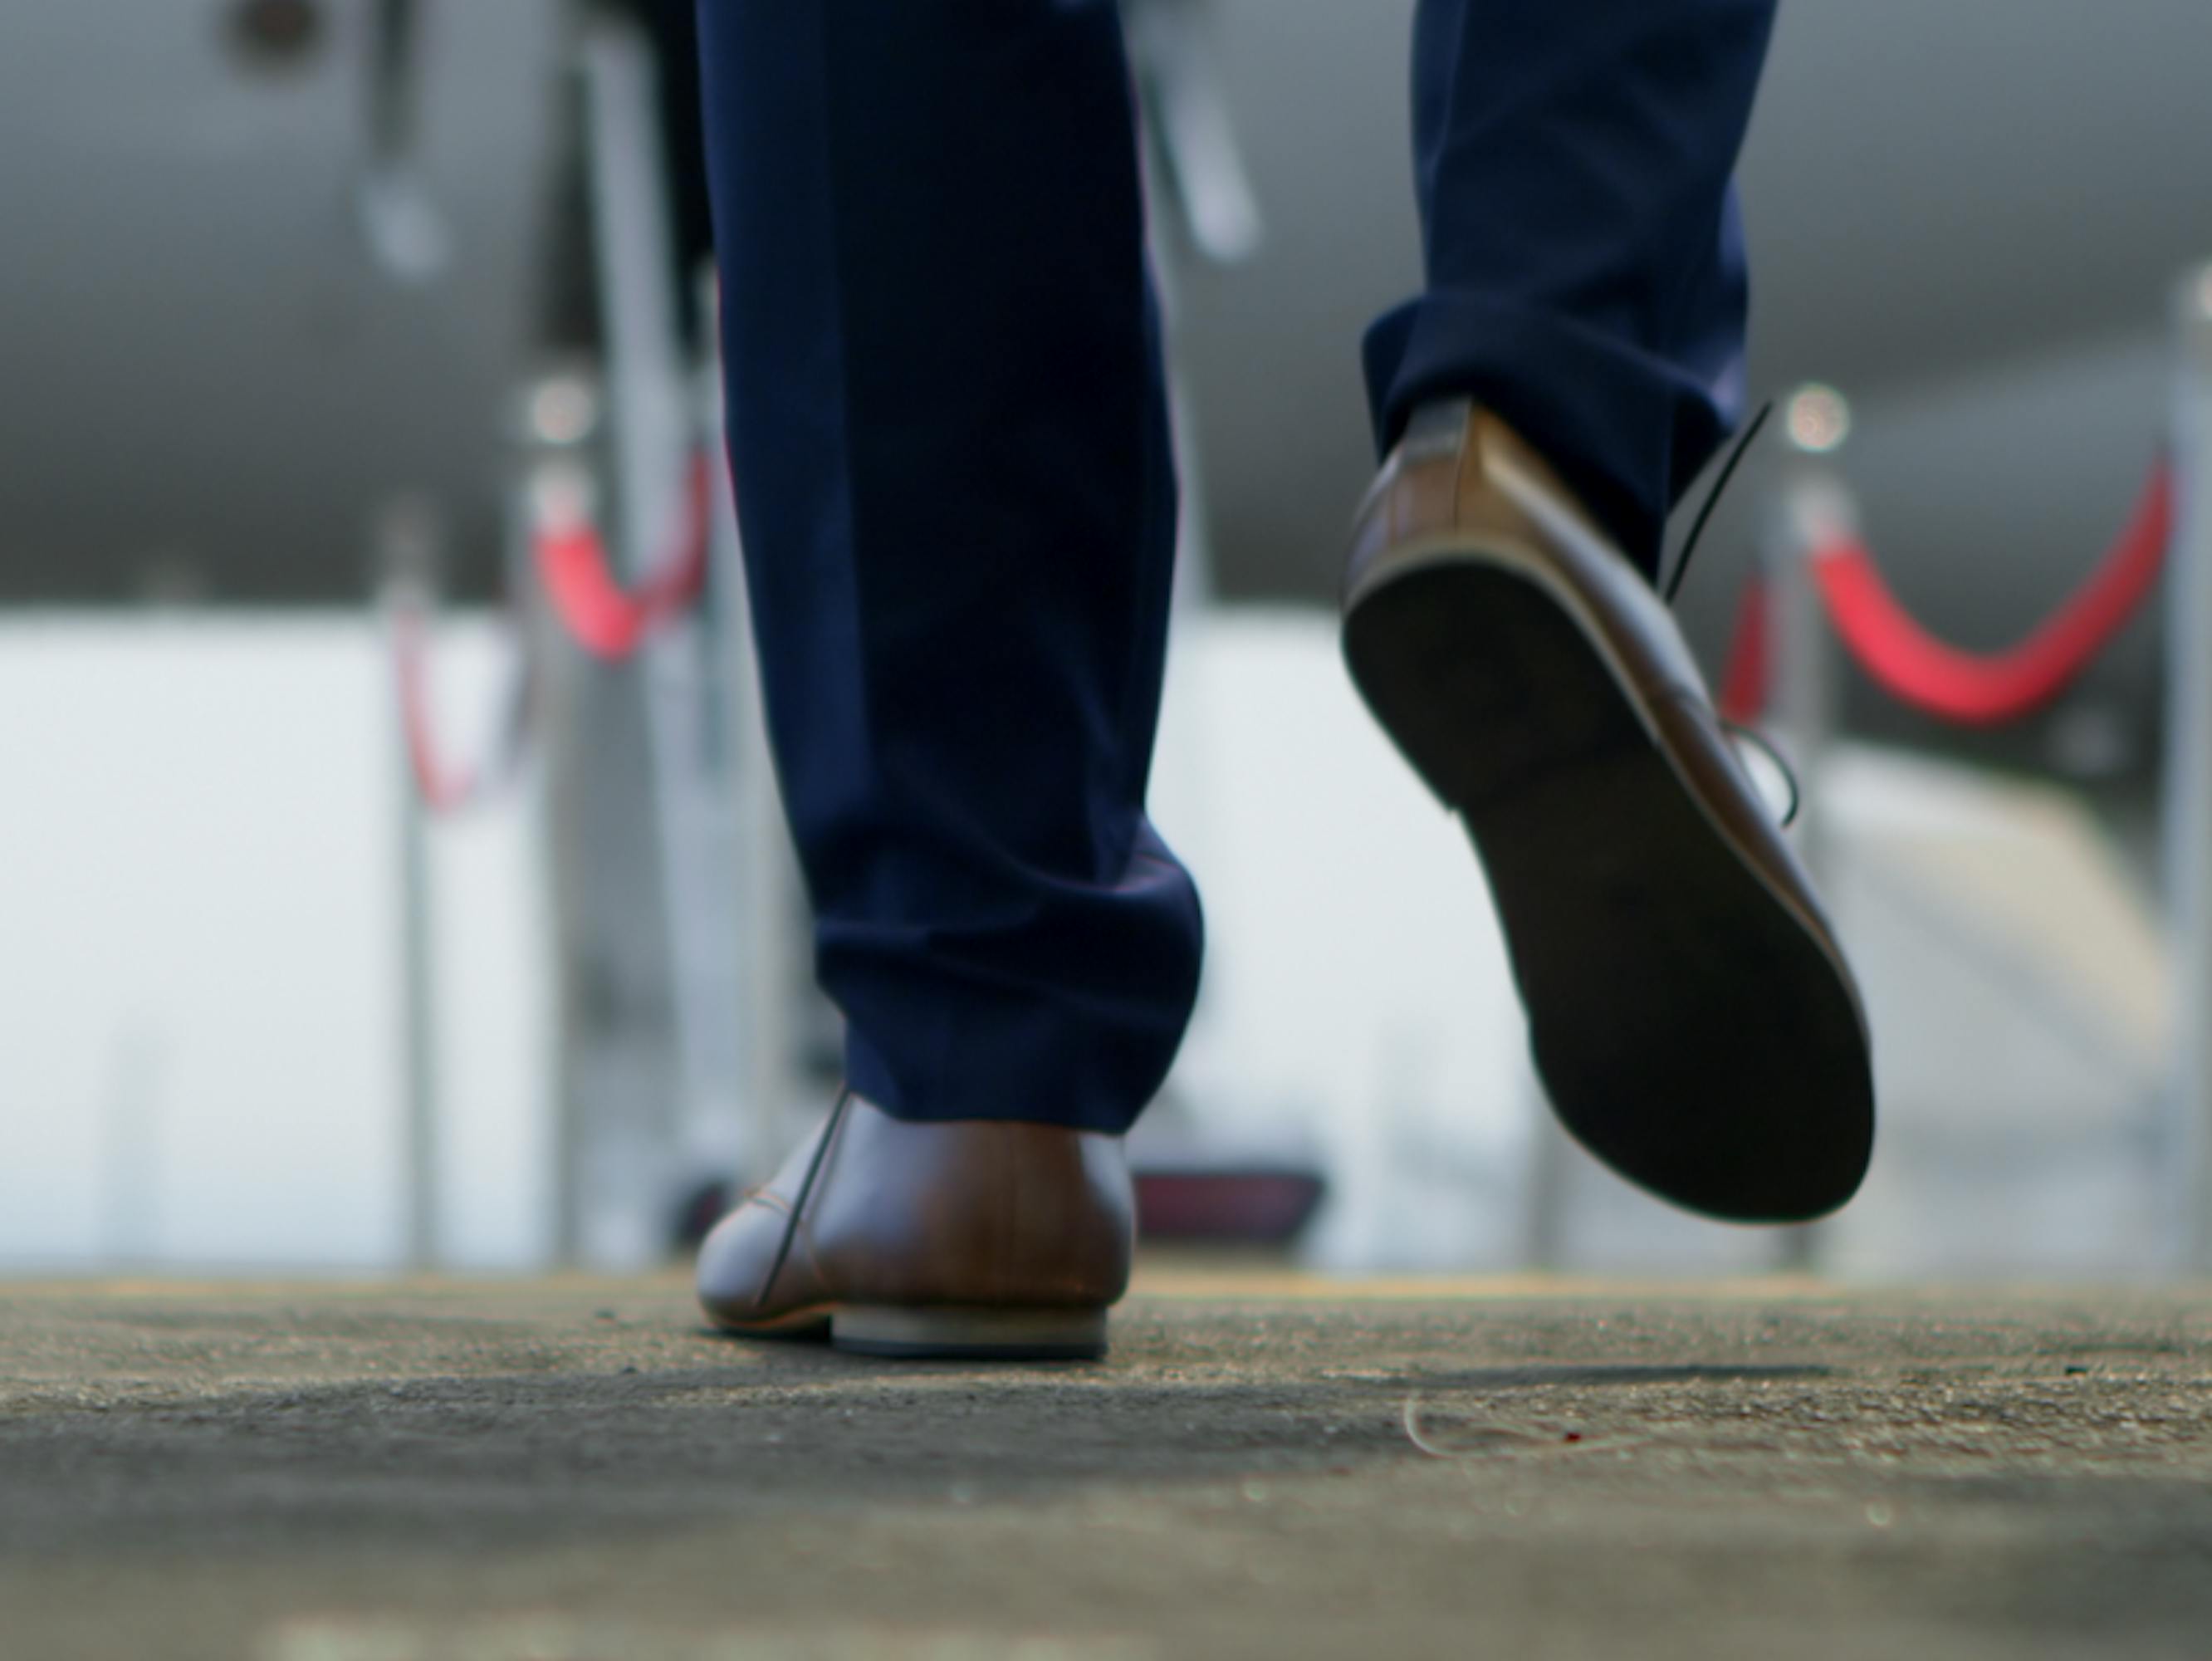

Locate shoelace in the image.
[1660,400,1800,828]
[758,1088,852,1304]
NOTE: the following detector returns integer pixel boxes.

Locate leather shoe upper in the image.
[696,1094,1135,1330]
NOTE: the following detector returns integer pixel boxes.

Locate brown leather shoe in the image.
[695,1092,1134,1359]
[1342,399,1875,1222]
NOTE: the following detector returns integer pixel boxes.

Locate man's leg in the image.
[695,1,1201,1137]
[1343,0,1874,1224]
[1363,0,1778,573]
[689,2,1197,1356]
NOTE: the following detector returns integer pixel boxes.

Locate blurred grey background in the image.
[0,0,2204,1276]
[5,0,2206,766]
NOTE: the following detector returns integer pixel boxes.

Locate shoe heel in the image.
[831,1306,1108,1361]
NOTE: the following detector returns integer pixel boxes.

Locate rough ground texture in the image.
[2,1271,2210,1660]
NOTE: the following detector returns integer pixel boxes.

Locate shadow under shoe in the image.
[1341,399,1875,1224]
[695,1093,1134,1360]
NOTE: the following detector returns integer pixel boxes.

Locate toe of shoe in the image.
[693,1193,796,1325]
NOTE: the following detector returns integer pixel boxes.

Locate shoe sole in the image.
[1343,548,1874,1223]
[717,1304,1109,1362]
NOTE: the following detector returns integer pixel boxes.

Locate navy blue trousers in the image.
[696,0,1777,1134]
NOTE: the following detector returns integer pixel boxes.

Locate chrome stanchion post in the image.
[513,369,602,1267]
[557,12,711,1267]
[1768,385,1854,1271]
[1772,385,1854,865]
[376,494,446,1273]
[2162,266,2212,1274]
[1128,0,1265,615]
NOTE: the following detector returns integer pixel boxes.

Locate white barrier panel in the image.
[0,617,552,1272]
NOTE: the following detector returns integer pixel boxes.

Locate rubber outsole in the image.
[714,1304,1108,1363]
[831,1306,1108,1362]
[1343,555,1874,1223]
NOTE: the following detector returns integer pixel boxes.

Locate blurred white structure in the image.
[0,607,2175,1279]
[1151,614,2172,1278]
[0,618,552,1271]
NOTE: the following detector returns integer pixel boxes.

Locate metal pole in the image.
[1769,384,1855,1272]
[583,12,756,1238]
[1773,386,1853,873]
[520,371,683,1270]
[581,18,691,541]
[397,712,438,1273]
[378,497,444,1273]
[544,14,707,1267]
[2162,266,2212,1274]
[508,370,599,1264]
[1520,1108,1574,1271]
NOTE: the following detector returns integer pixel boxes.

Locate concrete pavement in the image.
[2,1269,2209,1659]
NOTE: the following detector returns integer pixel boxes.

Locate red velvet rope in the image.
[1716,572,1772,725]
[1719,460,2173,728]
[535,450,712,661]
[395,453,711,814]
[393,608,533,816]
